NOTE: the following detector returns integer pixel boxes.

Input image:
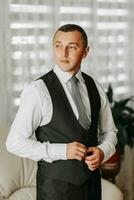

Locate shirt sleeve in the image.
[95,82,118,163]
[6,83,67,162]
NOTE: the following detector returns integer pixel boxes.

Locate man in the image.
[6,24,117,200]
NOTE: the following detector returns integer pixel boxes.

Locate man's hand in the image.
[85,147,104,171]
[66,142,87,161]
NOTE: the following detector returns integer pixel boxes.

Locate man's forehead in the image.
[53,30,83,41]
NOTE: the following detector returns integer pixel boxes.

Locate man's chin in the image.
[58,65,72,72]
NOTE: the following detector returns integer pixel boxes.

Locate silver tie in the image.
[69,76,89,129]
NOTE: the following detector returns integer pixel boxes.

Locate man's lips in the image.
[60,60,69,63]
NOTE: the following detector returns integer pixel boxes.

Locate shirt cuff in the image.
[47,143,67,162]
[97,142,116,164]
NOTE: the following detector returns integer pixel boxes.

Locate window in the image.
[1,0,133,125]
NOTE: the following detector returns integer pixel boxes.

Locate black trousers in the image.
[36,176,101,200]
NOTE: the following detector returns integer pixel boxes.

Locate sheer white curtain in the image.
[0,0,10,129]
[6,0,55,124]
[1,0,133,126]
[0,0,134,199]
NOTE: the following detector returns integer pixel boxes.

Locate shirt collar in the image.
[53,65,85,84]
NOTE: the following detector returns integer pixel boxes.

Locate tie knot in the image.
[70,76,78,85]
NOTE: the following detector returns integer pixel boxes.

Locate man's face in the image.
[53,30,89,75]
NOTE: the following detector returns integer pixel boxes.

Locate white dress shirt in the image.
[6,65,117,163]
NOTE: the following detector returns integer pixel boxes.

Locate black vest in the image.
[35,70,101,185]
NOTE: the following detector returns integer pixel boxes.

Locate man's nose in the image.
[62,47,69,57]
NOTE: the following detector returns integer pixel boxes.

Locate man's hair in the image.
[53,24,88,48]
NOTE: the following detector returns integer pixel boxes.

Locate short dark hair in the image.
[53,24,88,48]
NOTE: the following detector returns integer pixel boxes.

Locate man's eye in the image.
[69,46,77,50]
[55,45,61,48]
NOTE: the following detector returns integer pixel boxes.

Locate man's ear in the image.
[83,46,90,58]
